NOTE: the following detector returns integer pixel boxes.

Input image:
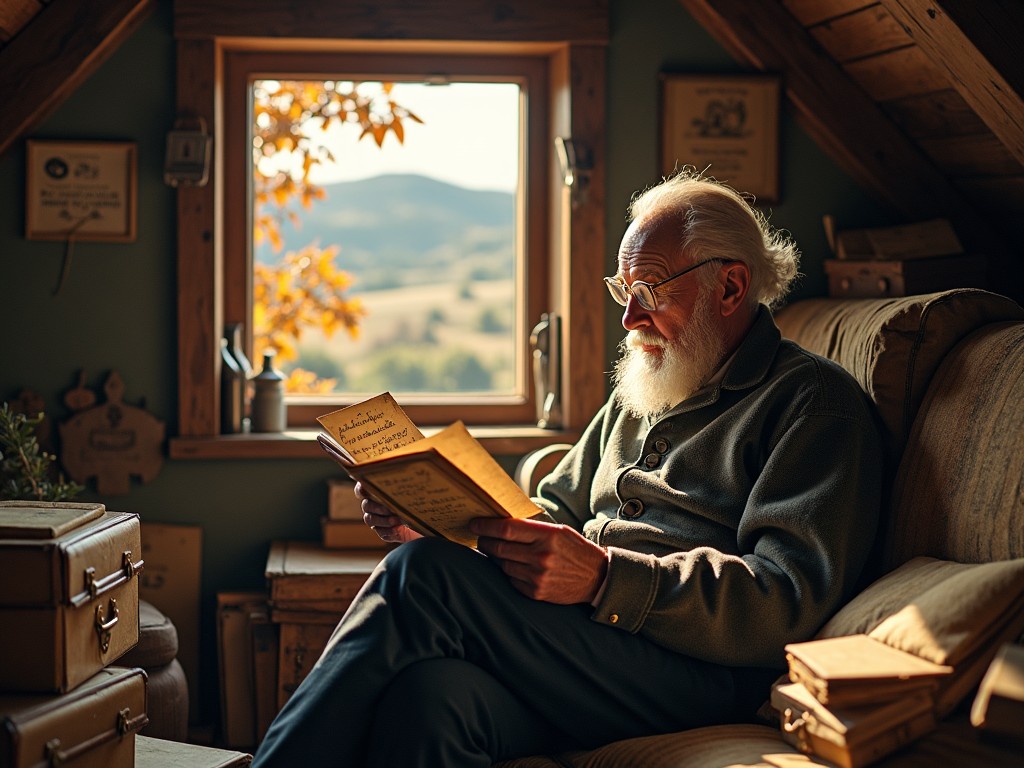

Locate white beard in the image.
[610,292,725,420]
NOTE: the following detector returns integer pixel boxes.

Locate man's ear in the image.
[718,261,750,317]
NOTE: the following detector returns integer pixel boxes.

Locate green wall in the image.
[0,0,889,728]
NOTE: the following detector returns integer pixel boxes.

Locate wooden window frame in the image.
[169,3,607,459]
[224,49,548,428]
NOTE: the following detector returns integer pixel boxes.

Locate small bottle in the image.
[252,349,286,432]
[220,338,244,433]
[225,323,253,432]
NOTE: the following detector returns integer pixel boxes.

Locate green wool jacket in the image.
[534,306,884,669]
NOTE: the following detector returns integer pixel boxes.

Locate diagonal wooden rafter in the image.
[674,0,1002,254]
[0,0,155,158]
[879,0,1024,167]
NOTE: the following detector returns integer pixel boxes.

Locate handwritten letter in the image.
[317,393,424,463]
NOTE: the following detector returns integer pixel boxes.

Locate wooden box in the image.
[824,254,987,298]
[136,735,251,767]
[0,502,143,692]
[0,666,148,768]
[276,622,336,709]
[265,542,384,709]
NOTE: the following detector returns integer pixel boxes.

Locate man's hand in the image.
[470,518,609,605]
[354,481,423,545]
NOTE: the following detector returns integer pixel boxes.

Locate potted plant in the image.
[0,402,82,501]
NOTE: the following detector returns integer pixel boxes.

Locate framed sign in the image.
[660,74,780,203]
[26,140,137,241]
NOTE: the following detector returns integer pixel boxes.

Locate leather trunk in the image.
[0,665,148,768]
[0,504,143,692]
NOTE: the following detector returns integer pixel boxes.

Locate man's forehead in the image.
[618,215,683,268]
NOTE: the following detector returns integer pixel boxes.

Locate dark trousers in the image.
[252,537,776,767]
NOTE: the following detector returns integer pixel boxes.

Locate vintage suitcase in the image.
[824,254,987,298]
[0,665,148,768]
[0,503,143,692]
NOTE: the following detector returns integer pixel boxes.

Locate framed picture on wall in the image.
[25,140,137,241]
[660,74,780,203]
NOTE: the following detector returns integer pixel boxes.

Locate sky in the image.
[301,82,521,194]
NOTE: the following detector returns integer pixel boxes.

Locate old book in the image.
[321,518,390,550]
[327,478,363,521]
[317,392,539,548]
[785,634,952,708]
[216,592,266,749]
[247,605,277,745]
[971,643,1024,741]
[772,680,936,768]
[264,541,384,606]
[830,218,963,260]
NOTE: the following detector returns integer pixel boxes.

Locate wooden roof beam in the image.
[0,0,155,158]
[674,0,991,231]
[879,0,1024,167]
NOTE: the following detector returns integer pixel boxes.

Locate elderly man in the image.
[253,172,884,767]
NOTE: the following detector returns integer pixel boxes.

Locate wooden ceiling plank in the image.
[808,4,912,63]
[782,0,875,28]
[882,88,988,139]
[0,0,155,158]
[879,0,1024,166]
[843,45,950,102]
[675,0,990,230]
[919,133,1023,178]
[0,0,43,43]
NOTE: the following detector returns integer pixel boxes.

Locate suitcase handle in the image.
[71,550,144,608]
[94,597,119,654]
[44,707,148,766]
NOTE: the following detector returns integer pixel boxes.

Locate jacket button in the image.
[654,438,670,453]
[609,614,619,624]
[619,499,644,519]
[643,453,660,468]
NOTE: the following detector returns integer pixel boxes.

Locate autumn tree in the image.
[251,80,421,392]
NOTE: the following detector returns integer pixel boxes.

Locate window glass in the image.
[250,77,524,403]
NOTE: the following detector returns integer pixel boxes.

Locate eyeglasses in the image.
[603,258,728,311]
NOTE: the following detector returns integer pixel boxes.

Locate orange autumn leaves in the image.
[252,80,421,392]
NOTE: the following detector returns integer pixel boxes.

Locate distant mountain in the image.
[255,174,515,289]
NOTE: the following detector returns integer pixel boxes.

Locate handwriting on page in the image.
[333,408,417,461]
[371,463,488,547]
[317,392,422,462]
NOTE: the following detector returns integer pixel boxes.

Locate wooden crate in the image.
[824,254,987,298]
[264,542,385,710]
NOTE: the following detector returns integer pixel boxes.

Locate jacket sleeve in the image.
[531,400,614,529]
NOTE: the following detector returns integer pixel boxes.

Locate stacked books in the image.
[322,477,391,550]
[773,634,953,767]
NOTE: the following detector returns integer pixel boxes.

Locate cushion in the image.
[496,724,818,768]
[886,322,1024,567]
[816,556,1024,716]
[118,599,179,668]
[774,289,1024,462]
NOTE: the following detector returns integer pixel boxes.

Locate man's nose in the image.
[621,295,652,331]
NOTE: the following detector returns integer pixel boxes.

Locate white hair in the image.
[628,169,800,308]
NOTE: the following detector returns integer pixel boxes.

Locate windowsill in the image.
[168,425,580,460]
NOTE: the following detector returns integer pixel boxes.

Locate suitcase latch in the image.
[781,707,812,754]
[94,597,119,653]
